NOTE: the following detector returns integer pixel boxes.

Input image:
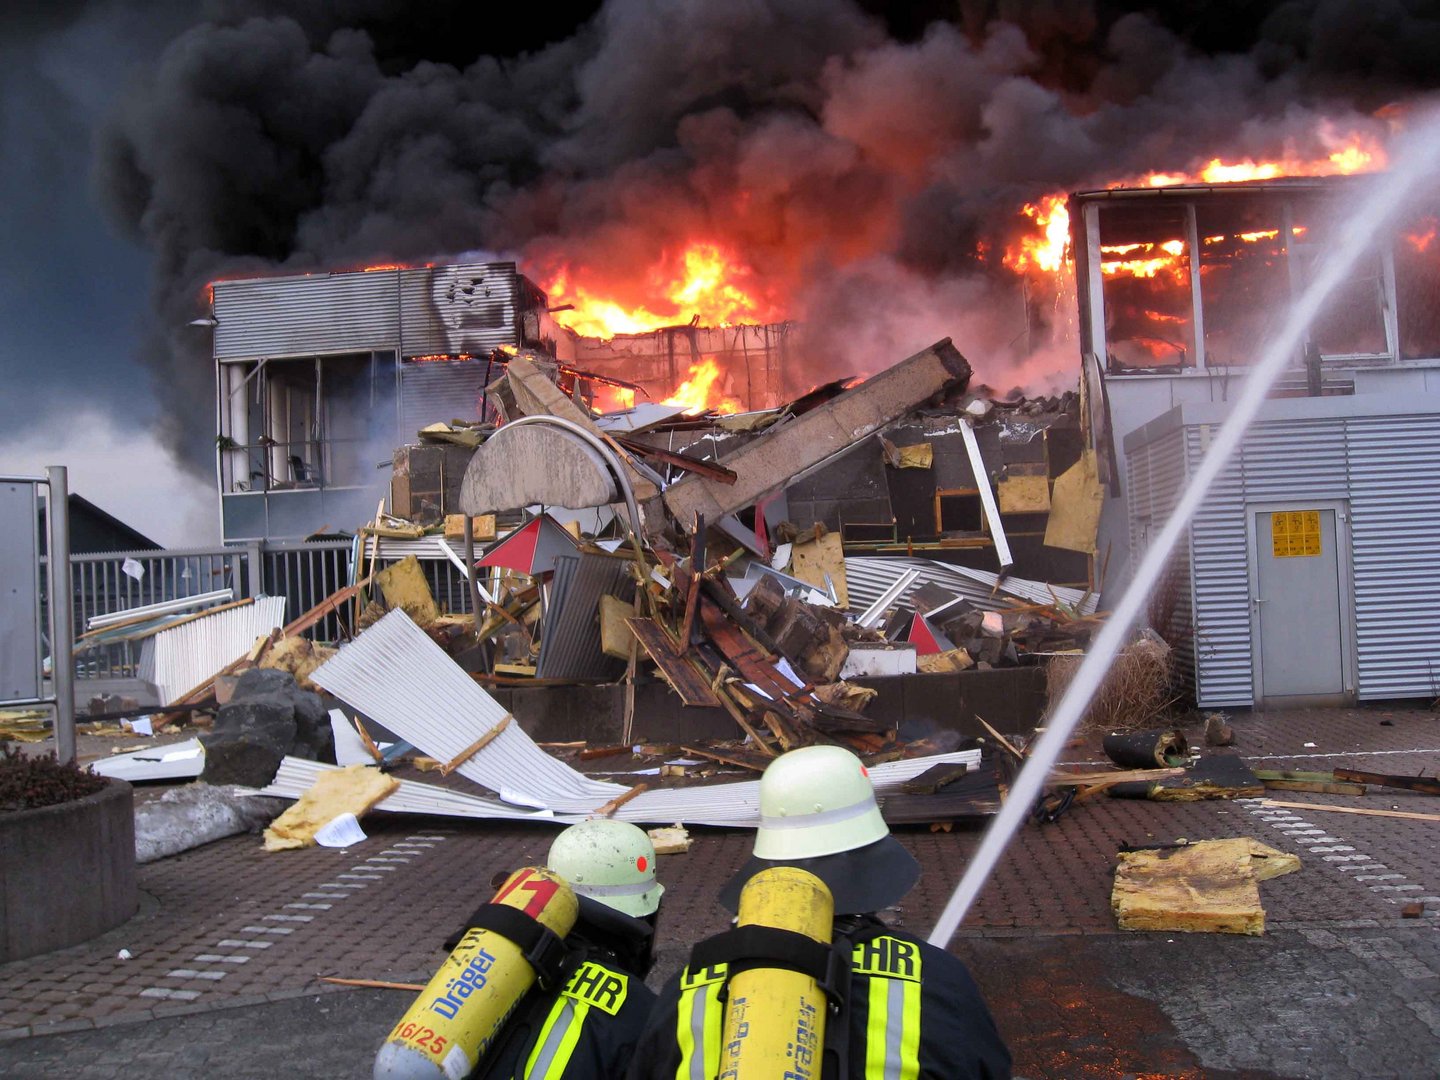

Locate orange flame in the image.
[1407,218,1438,253]
[1004,195,1070,275]
[662,359,742,415]
[542,242,780,339]
[1003,129,1389,278]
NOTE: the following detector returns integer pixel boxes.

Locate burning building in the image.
[210,259,795,542]
[1072,174,1440,707]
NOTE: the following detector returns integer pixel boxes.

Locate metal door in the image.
[1253,508,1345,698]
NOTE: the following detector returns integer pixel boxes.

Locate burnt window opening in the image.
[1395,203,1440,360]
[1097,203,1196,372]
[219,352,396,495]
[1290,200,1388,358]
[1088,186,1437,372]
[1195,199,1290,367]
[935,489,983,534]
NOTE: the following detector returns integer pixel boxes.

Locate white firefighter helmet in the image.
[720,745,919,915]
[548,819,664,917]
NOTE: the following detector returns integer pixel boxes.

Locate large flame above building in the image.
[540,242,784,339]
[1003,132,1390,280]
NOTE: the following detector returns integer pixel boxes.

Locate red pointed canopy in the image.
[476,514,580,576]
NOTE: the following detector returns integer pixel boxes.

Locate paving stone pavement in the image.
[1,705,1436,1077]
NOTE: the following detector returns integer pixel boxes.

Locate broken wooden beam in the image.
[593,782,649,818]
[1332,768,1440,796]
[662,339,972,527]
[1260,799,1440,822]
[1254,769,1366,796]
[681,744,773,772]
[902,762,971,795]
[440,715,512,776]
[625,617,722,707]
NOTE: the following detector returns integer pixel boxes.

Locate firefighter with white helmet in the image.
[626,744,1012,1079]
[447,818,664,1080]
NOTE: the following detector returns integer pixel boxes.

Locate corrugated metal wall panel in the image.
[399,358,500,435]
[1347,413,1440,699]
[213,262,523,361]
[1131,405,1440,705]
[535,552,634,679]
[1187,432,1253,706]
[214,271,401,359]
[399,264,520,356]
[1123,427,1197,689]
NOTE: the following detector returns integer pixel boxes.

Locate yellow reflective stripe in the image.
[675,966,726,1080]
[522,996,591,1080]
[857,938,923,1080]
[864,971,889,1078]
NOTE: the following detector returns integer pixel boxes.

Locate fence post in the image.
[246,540,264,599]
[46,467,76,766]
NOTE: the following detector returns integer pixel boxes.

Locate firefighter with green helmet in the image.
[450,818,664,1080]
[626,745,1012,1079]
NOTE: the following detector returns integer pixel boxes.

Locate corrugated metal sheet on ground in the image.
[365,535,468,571]
[844,557,1097,617]
[536,553,634,679]
[310,610,980,825]
[150,597,287,704]
[251,758,585,824]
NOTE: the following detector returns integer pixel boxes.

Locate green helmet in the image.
[720,745,919,915]
[547,819,664,917]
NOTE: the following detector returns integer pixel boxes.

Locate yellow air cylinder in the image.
[374,866,578,1080]
[717,866,834,1080]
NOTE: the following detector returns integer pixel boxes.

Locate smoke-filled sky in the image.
[3,0,1438,544]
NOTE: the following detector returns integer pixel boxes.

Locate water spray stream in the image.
[928,115,1440,948]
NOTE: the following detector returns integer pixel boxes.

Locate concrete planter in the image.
[0,779,137,963]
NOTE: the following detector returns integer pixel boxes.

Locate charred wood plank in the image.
[625,617,721,707]
[1332,768,1440,796]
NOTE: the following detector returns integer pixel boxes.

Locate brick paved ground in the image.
[1,704,1436,1077]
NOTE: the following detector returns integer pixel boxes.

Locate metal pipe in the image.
[46,466,76,765]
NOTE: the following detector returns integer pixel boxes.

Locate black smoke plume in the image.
[93,0,1440,470]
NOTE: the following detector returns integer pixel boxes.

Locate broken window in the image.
[219,353,396,493]
[1394,204,1440,360]
[1289,199,1389,358]
[1098,203,1196,371]
[935,489,983,534]
[1194,199,1290,367]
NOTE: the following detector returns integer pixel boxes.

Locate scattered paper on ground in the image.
[314,812,368,848]
[263,764,399,851]
[1112,838,1301,936]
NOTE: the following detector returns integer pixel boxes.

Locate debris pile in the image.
[82,337,1122,853]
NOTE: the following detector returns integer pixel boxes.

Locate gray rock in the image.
[134,784,289,863]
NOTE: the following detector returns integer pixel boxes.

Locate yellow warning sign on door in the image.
[1271,511,1321,557]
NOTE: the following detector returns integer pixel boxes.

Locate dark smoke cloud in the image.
[90,0,1440,469]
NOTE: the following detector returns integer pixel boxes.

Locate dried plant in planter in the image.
[0,740,108,813]
[1046,631,1177,733]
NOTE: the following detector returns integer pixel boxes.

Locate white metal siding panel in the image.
[1347,413,1440,698]
[214,272,401,359]
[399,358,499,434]
[311,609,980,825]
[399,264,520,356]
[1124,428,1196,690]
[1189,419,1350,706]
[213,262,522,361]
[1187,427,1253,706]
